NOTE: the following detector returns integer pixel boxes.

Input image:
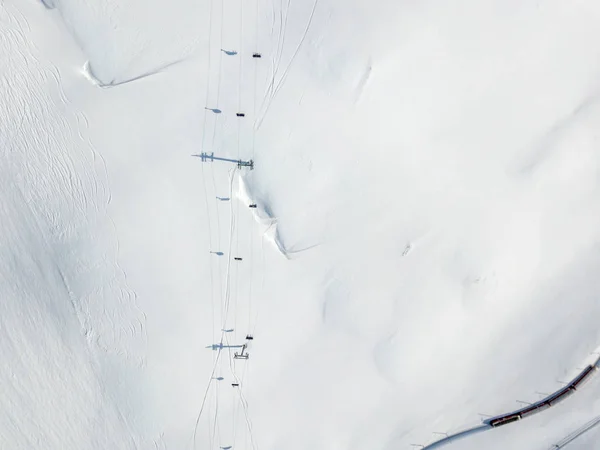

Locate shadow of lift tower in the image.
[194,152,254,170]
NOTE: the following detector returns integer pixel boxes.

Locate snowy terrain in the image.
[2,0,600,449]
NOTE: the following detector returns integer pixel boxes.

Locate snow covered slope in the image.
[2,0,600,449]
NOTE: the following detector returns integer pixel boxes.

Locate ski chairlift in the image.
[234,257,243,261]
[249,204,257,208]
[234,344,249,359]
[237,159,254,170]
[245,335,254,341]
[236,112,245,117]
[252,53,262,58]
[232,383,240,387]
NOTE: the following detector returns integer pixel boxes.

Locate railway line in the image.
[421,358,600,449]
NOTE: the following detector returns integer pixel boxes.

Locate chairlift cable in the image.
[192,0,221,444]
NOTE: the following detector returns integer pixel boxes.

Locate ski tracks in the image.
[255,0,319,130]
[1,2,146,366]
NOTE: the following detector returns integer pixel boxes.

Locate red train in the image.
[487,365,597,428]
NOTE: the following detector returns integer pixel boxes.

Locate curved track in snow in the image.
[550,414,600,449]
[419,425,490,450]
[422,358,600,449]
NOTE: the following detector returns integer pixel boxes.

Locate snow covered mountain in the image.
[2,0,600,449]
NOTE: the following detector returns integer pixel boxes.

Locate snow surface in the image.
[2,0,600,449]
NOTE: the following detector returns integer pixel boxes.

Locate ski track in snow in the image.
[256,0,319,130]
[1,8,143,447]
[2,0,146,379]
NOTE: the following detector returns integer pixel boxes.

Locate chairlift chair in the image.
[252,53,262,58]
[234,344,249,359]
[236,112,245,117]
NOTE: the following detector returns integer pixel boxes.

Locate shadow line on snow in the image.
[82,59,185,89]
[549,414,600,449]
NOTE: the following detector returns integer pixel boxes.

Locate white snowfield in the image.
[2,1,600,449]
